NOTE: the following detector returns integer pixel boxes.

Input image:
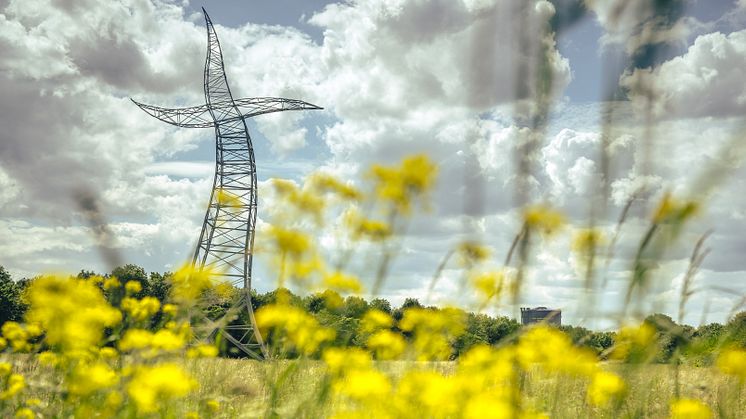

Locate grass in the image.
[10,354,738,418]
[189,359,745,418]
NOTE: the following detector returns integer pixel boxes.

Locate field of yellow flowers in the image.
[1,155,745,418]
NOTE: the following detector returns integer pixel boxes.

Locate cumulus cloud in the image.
[622,29,746,118]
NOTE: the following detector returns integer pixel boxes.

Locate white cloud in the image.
[623,29,746,118]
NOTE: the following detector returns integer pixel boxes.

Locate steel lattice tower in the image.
[132,8,321,358]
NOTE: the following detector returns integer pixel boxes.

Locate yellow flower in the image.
[370,154,437,213]
[122,297,161,321]
[25,276,122,353]
[99,347,118,359]
[162,304,178,316]
[334,369,391,401]
[653,192,699,224]
[0,374,25,400]
[571,228,606,255]
[68,362,118,396]
[400,307,465,361]
[322,271,364,294]
[125,280,142,294]
[611,323,657,361]
[366,330,406,360]
[670,399,712,419]
[187,344,219,359]
[471,271,505,303]
[360,309,393,333]
[1,322,29,352]
[170,265,214,303]
[523,205,565,236]
[38,352,59,367]
[269,226,311,257]
[206,398,220,412]
[346,211,391,241]
[518,325,598,377]
[310,173,362,201]
[103,277,121,290]
[119,329,153,351]
[0,337,7,351]
[587,371,626,406]
[151,329,186,352]
[0,362,11,377]
[256,304,335,355]
[14,408,33,419]
[458,241,491,265]
[463,394,514,419]
[716,348,746,380]
[127,363,197,413]
[323,347,372,377]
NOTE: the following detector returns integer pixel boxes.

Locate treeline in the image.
[1,264,744,362]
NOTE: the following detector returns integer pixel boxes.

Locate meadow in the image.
[5,355,745,418]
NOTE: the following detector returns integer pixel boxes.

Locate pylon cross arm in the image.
[130,97,322,129]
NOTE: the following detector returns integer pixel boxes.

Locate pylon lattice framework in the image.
[132,8,322,358]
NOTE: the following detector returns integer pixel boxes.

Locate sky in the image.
[1,0,746,328]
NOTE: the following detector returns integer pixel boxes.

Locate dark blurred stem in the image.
[678,231,711,324]
[426,248,455,304]
[625,222,659,313]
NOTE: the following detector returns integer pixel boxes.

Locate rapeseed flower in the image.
[366,330,406,360]
[716,347,746,380]
[571,228,606,255]
[119,329,153,351]
[653,193,699,224]
[125,280,142,294]
[310,173,362,201]
[121,296,161,321]
[335,369,391,401]
[463,394,514,419]
[186,344,219,358]
[457,241,491,265]
[0,374,24,400]
[14,408,33,419]
[25,276,121,352]
[68,362,118,396]
[471,271,505,303]
[360,309,393,333]
[0,363,11,377]
[103,277,121,290]
[170,265,214,303]
[370,154,437,213]
[127,363,196,414]
[587,371,626,406]
[256,304,335,355]
[670,399,712,419]
[323,347,372,376]
[523,205,565,236]
[322,271,364,294]
[611,323,657,362]
[268,226,311,258]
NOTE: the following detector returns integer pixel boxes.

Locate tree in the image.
[369,298,392,314]
[342,296,369,319]
[111,264,149,295]
[0,266,24,326]
[148,272,172,303]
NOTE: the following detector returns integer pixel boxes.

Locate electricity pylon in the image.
[132,8,322,358]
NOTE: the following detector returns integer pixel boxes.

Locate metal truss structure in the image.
[132,8,321,359]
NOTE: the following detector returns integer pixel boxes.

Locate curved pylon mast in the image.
[132,8,322,359]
